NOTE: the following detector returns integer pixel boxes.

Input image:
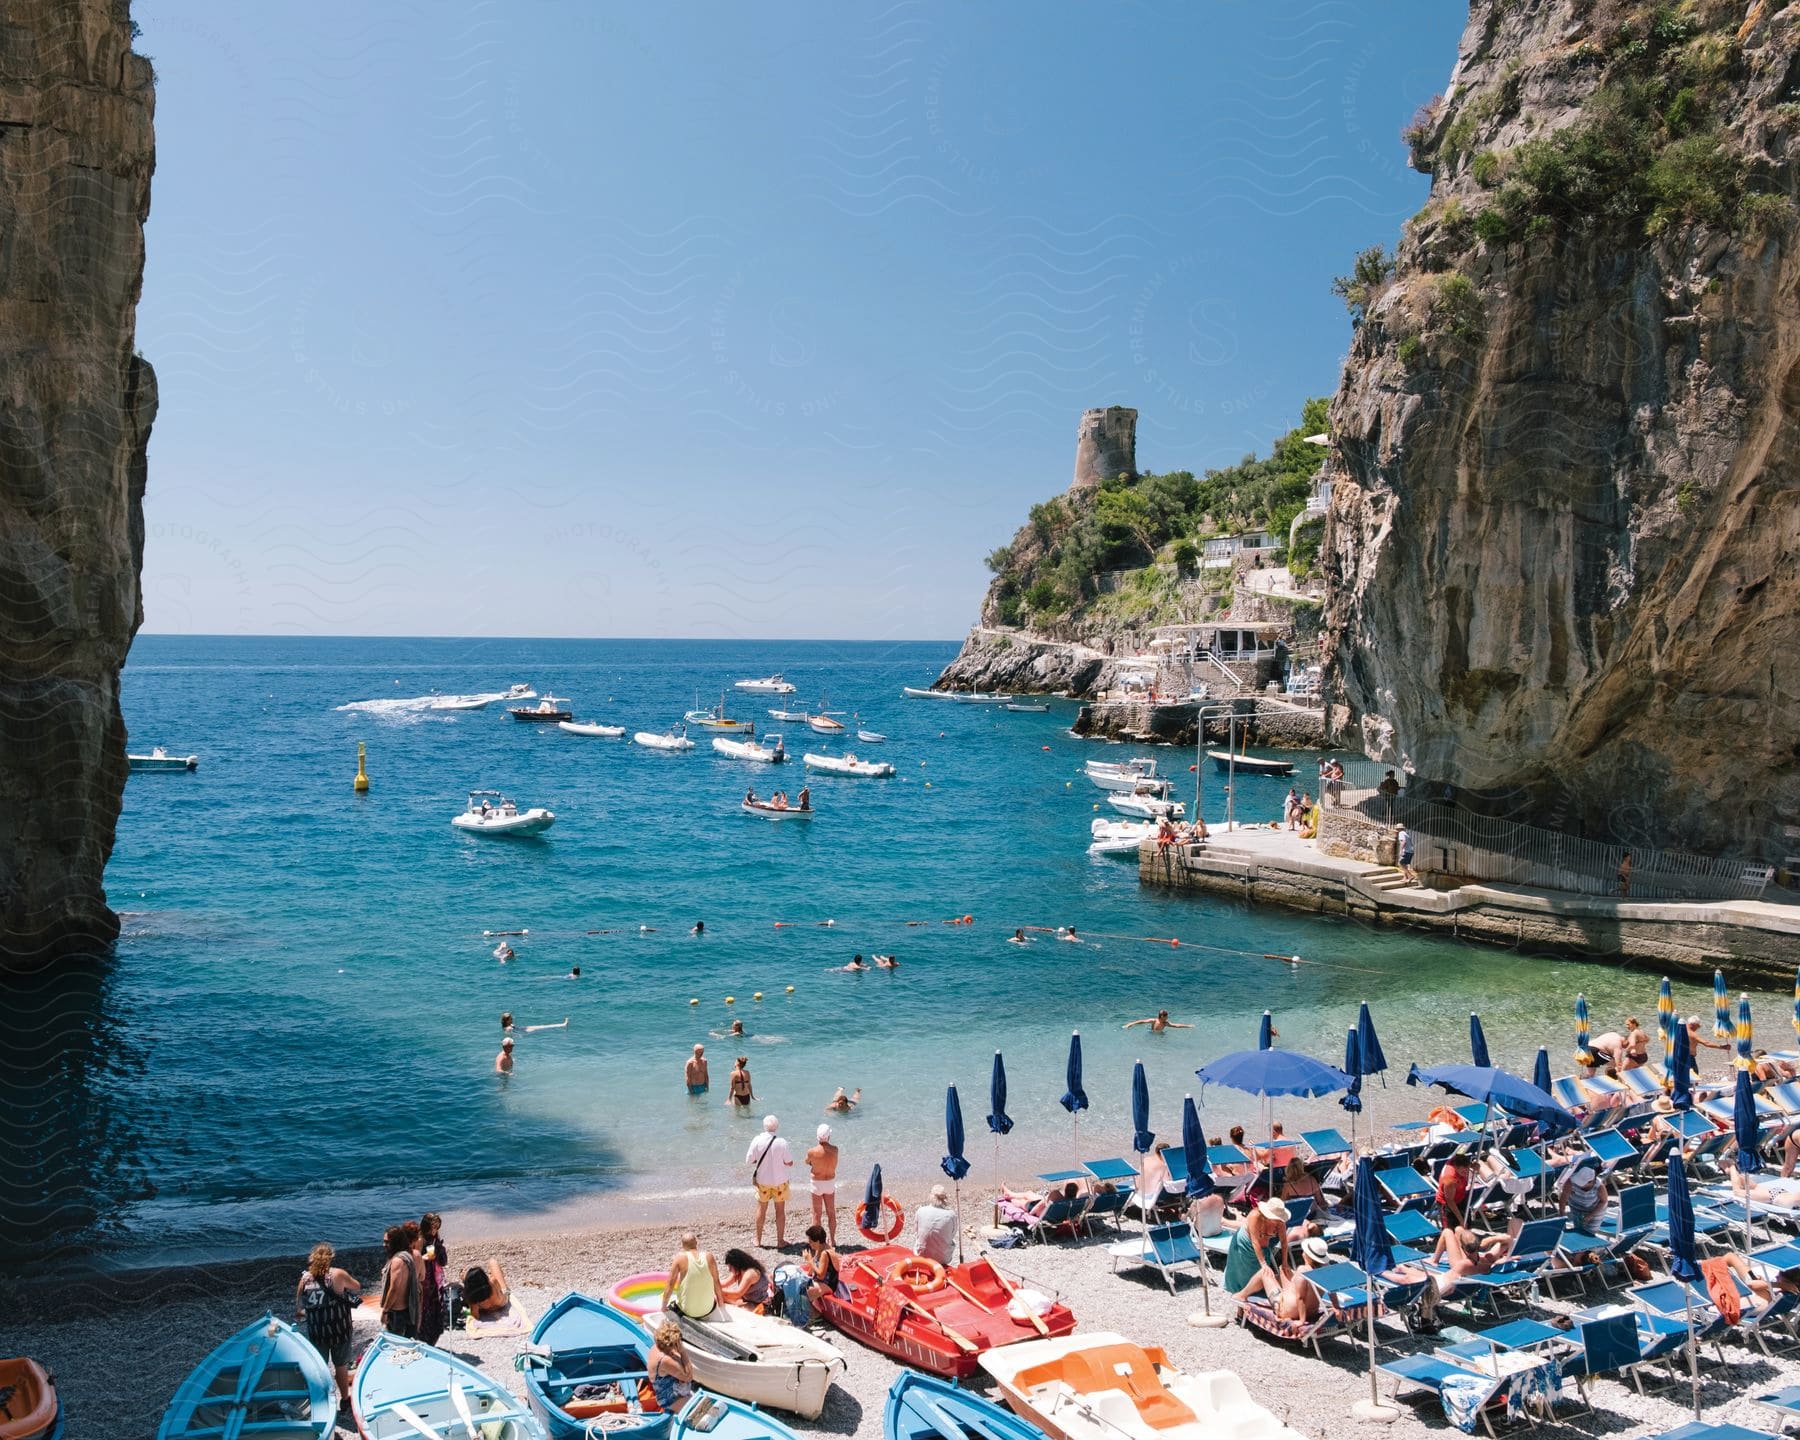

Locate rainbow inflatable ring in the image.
[608,1271,668,1317]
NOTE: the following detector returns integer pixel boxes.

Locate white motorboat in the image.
[743,796,813,819]
[128,746,198,772]
[509,696,572,723]
[1107,791,1185,820]
[803,752,894,778]
[768,708,809,722]
[714,734,786,763]
[1089,818,1156,855]
[558,721,624,738]
[685,693,757,733]
[1207,749,1295,777]
[734,675,797,695]
[855,729,886,743]
[338,682,535,714]
[1005,702,1050,713]
[949,691,1015,704]
[642,1305,845,1419]
[979,1332,1305,1440]
[451,790,555,836]
[1085,757,1158,792]
[635,728,695,751]
[901,685,953,699]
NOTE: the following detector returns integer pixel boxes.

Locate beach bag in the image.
[462,1265,494,1307]
[300,1273,354,1347]
[445,1280,465,1331]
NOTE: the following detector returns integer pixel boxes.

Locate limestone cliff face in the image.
[1321,0,1799,861]
[0,0,157,966]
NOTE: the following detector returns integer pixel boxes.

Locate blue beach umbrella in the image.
[1342,1029,1364,1117]
[1737,993,1755,1072]
[1198,1048,1351,1198]
[1532,1046,1552,1097]
[1469,1013,1491,1069]
[1666,1155,1702,1419]
[1658,976,1677,1089]
[1258,1011,1275,1050]
[1405,1062,1578,1137]
[1671,1021,1694,1112]
[1356,1001,1388,1077]
[1735,1065,1762,1177]
[1792,966,1799,1042]
[987,1052,1013,1135]
[1059,1030,1087,1151]
[860,1163,884,1233]
[1575,993,1595,1069]
[942,1085,969,1263]
[1349,1155,1394,1414]
[1715,969,1731,1041]
[1181,1094,1218,1319]
[1131,1061,1155,1155]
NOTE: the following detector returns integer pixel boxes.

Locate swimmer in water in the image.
[729,1019,746,1037]
[874,954,898,969]
[1124,1008,1191,1034]
[691,921,705,936]
[1008,928,1028,945]
[501,1011,514,1034]
[1058,926,1080,943]
[568,966,582,979]
[826,1087,861,1113]
[495,1037,515,1074]
[841,955,868,972]
[493,941,515,962]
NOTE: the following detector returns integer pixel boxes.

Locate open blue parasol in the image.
[1405,1062,1577,1137]
[1199,1048,1350,1200]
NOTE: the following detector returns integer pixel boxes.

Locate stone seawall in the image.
[1074,698,1327,749]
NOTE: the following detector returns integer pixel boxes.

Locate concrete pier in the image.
[1139,824,1800,978]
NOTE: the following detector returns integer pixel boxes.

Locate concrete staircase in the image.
[1364,866,1415,892]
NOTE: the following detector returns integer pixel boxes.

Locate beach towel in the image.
[461,1294,534,1338]
[1699,1256,1743,1324]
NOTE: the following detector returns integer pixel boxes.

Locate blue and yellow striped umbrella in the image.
[1737,993,1754,1072]
[1575,993,1593,1068]
[1715,970,1731,1041]
[1792,966,1799,1040]
[1658,976,1676,1089]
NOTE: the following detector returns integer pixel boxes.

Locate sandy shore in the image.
[13,1198,1800,1440]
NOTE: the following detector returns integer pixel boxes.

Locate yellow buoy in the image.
[725,995,735,1004]
[689,998,700,1006]
[785,985,796,993]
[353,741,369,793]
[752,991,764,1001]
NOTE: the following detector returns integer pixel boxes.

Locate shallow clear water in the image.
[7,635,1789,1265]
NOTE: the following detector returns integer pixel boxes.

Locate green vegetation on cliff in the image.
[984,398,1328,627]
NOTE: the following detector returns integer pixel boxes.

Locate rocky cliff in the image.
[1320,0,1799,862]
[0,0,157,967]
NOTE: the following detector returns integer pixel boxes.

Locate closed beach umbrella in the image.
[943,1085,969,1263]
[1666,1156,1703,1420]
[1734,1065,1762,1178]
[1532,1046,1552,1097]
[1575,993,1594,1069]
[1658,976,1676,1088]
[987,1050,1012,1193]
[860,1163,883,1233]
[1671,1022,1694,1113]
[1469,1013,1491,1069]
[1342,1028,1364,1115]
[1059,1030,1087,1151]
[1258,1010,1275,1050]
[1131,1060,1155,1155]
[1715,969,1732,1041]
[1356,1001,1389,1076]
[1349,1155,1397,1421]
[1737,993,1755,1072]
[1792,966,1799,1040]
[1182,1094,1221,1325]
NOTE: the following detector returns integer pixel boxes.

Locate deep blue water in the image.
[5,635,1783,1265]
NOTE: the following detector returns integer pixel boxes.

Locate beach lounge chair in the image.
[1506,1147,1566,1209]
[1753,1384,1800,1433]
[1557,1182,1658,1287]
[1629,1278,1733,1363]
[1302,1127,1351,1160]
[1384,1207,1440,1250]
[1583,1127,1641,1182]
[1654,1424,1781,1440]
[1424,1216,1567,1317]
[1739,1287,1800,1356]
[1376,1355,1505,1437]
[1012,1189,1089,1245]
[1372,1164,1437,1212]
[1619,1067,1667,1099]
[1107,1220,1204,1294]
[1437,1315,1564,1363]
[1238,1279,1379,1360]
[1555,1310,1646,1412]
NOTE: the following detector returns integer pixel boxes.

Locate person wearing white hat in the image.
[1223,1196,1290,1301]
[746,1116,793,1248]
[805,1123,840,1244]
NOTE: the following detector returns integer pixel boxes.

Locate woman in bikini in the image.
[727,1057,754,1109]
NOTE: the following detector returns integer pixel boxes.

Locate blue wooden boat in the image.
[353,1331,544,1440]
[884,1372,1044,1440]
[155,1314,333,1440]
[671,1391,805,1440]
[520,1293,668,1440]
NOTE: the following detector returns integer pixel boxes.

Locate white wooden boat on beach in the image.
[803,752,894,778]
[128,746,198,772]
[1207,749,1294,777]
[734,675,797,694]
[714,734,786,763]
[642,1305,845,1419]
[559,721,625,738]
[1089,818,1155,855]
[635,728,695,751]
[451,790,556,836]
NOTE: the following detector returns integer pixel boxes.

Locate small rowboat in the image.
[803,753,894,778]
[949,692,1015,704]
[519,1294,665,1440]
[357,1332,545,1440]
[636,729,695,751]
[128,747,198,772]
[672,1392,806,1440]
[1207,749,1294,777]
[559,721,625,738]
[735,675,796,694]
[156,1314,333,1440]
[768,708,809,722]
[813,1244,1075,1380]
[643,1305,846,1419]
[1004,703,1049,713]
[885,1371,1043,1440]
[511,696,573,722]
[856,730,887,743]
[978,1332,1304,1440]
[714,734,786,763]
[451,790,556,836]
[0,1358,60,1440]
[743,799,812,819]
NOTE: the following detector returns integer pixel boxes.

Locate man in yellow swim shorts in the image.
[746,1114,794,1247]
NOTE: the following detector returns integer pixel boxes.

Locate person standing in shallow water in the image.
[728,1055,753,1109]
[686,1043,710,1094]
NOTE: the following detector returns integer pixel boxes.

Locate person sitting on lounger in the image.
[1728,1166,1800,1205]
[1129,1141,1176,1216]
[1430,1225,1511,1299]
[1279,1155,1325,1212]
[996,1181,1079,1227]
[1274,1235,1329,1321]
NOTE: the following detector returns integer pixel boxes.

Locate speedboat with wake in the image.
[452,790,556,836]
[156,1314,333,1440]
[128,746,198,772]
[714,733,786,763]
[1089,818,1156,855]
[978,1332,1305,1440]
[560,720,625,737]
[901,685,953,699]
[803,752,893,778]
[510,695,573,723]
[356,1332,545,1440]
[636,727,695,751]
[642,1303,846,1419]
[337,682,534,714]
[1207,749,1294,777]
[518,1293,665,1440]
[734,674,796,695]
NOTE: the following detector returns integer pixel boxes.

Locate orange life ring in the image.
[886,1256,946,1293]
[858,1195,906,1243]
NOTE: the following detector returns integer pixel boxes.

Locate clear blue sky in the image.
[135,0,1464,640]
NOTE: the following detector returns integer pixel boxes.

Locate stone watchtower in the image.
[1071,406,1138,490]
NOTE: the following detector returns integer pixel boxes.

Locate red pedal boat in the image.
[813,1245,1075,1380]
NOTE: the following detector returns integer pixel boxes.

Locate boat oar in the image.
[980,1258,1050,1336]
[846,1260,978,1354]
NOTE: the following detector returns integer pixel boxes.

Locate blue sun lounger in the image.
[1377,1355,1508,1437]
[1424,1216,1567,1316]
[1629,1278,1734,1363]
[1373,1164,1438,1212]
[1302,1127,1352,1159]
[1107,1220,1204,1294]
[1583,1127,1641,1182]
[1753,1384,1800,1433]
[1654,1424,1781,1440]
[1555,1311,1648,1412]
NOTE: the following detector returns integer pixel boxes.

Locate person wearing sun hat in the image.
[1223,1196,1291,1300]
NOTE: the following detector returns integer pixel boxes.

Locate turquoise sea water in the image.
[6,635,1790,1266]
